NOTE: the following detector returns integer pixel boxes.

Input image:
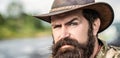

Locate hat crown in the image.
[52,0,95,9]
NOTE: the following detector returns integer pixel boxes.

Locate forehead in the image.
[51,10,83,22]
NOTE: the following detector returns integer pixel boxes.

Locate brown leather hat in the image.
[34,0,114,33]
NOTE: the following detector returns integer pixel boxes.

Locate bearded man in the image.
[34,0,120,58]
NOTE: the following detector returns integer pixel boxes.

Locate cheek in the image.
[52,30,60,43]
[69,25,89,44]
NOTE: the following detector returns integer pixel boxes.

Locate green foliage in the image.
[0,14,5,25]
[0,1,51,39]
[0,13,51,39]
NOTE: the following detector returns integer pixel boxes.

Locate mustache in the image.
[52,37,87,55]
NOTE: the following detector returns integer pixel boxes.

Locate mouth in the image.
[56,45,76,53]
[60,45,75,50]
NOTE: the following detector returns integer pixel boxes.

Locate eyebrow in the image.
[65,18,78,25]
[51,17,79,27]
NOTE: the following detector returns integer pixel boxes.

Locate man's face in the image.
[51,10,95,58]
[51,10,89,44]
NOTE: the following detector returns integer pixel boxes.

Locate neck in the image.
[90,37,101,58]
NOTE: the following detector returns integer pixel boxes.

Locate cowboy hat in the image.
[34,0,114,33]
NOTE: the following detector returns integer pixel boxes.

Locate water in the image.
[0,36,53,58]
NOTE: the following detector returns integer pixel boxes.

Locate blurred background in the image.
[0,0,119,58]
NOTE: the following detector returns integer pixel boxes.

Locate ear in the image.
[93,18,101,36]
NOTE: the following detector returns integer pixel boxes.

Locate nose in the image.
[59,27,70,39]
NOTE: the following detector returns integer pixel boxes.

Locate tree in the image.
[0,14,5,25]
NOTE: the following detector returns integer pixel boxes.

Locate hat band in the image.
[50,5,82,12]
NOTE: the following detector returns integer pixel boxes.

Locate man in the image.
[34,0,120,58]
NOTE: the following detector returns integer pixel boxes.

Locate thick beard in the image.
[52,28,95,58]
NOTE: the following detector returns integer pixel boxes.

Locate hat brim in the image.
[34,2,114,33]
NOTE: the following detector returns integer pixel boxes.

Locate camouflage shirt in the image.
[96,39,120,58]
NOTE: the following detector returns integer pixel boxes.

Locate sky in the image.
[0,0,119,23]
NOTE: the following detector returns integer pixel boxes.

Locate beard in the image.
[52,27,95,58]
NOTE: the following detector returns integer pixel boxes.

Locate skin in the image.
[51,10,101,58]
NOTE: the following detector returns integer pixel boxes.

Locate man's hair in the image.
[82,9,100,35]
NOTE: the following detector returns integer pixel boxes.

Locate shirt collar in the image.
[96,39,109,58]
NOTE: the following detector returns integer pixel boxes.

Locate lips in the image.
[60,45,74,49]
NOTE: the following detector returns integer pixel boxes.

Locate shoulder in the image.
[106,45,120,58]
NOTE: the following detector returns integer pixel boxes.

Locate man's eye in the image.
[53,25,61,29]
[70,22,78,26]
